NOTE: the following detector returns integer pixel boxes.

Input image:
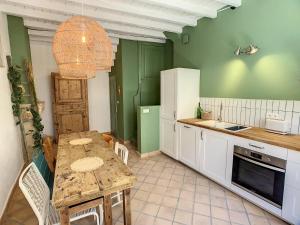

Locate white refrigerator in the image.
[160,68,200,159]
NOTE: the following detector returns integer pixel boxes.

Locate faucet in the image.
[217,102,223,122]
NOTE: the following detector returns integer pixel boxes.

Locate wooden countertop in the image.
[178,118,300,152]
[52,131,136,208]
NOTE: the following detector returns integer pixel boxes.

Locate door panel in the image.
[160,69,175,120]
[201,130,228,185]
[109,75,118,137]
[139,43,166,106]
[178,123,199,170]
[160,118,176,159]
[52,73,89,139]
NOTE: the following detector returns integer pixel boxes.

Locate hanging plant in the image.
[30,107,44,158]
[7,64,24,125]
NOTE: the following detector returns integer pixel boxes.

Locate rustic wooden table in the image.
[52,131,136,225]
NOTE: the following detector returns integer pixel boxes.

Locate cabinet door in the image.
[177,123,199,170]
[160,119,177,159]
[282,186,300,225]
[160,70,176,120]
[201,130,228,185]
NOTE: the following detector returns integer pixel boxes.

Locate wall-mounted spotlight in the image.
[235,44,259,56]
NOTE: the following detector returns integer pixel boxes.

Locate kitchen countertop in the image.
[178,118,300,152]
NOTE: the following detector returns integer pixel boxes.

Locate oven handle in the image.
[234,153,286,173]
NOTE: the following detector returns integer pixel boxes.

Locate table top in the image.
[52,131,136,208]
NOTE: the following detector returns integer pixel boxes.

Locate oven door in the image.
[232,153,285,208]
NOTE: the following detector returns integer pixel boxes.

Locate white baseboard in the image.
[139,150,161,159]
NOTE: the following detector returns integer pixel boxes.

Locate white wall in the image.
[30,40,111,136]
[0,13,24,217]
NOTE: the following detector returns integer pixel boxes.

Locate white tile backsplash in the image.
[199,97,300,135]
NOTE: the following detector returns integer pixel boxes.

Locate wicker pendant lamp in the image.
[52,16,113,79]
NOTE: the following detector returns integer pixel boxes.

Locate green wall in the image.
[167,0,300,100]
[110,39,173,142]
[7,15,33,103]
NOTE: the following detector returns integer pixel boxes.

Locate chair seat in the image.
[48,203,99,225]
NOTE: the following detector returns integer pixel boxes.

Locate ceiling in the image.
[0,0,241,60]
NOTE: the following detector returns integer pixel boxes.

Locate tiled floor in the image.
[1,147,290,225]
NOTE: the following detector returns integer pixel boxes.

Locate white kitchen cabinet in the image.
[282,151,300,225]
[177,123,200,171]
[160,68,200,159]
[200,129,228,185]
[282,186,300,225]
[160,118,177,159]
[160,68,200,120]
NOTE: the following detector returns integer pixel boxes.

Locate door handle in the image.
[249,144,264,149]
[200,131,203,140]
[184,126,191,129]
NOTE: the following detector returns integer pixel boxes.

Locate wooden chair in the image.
[19,162,103,225]
[101,133,114,148]
[42,136,57,173]
[112,142,129,207]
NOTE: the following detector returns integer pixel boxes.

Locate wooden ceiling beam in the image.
[1,3,166,39]
[136,0,217,18]
[66,0,198,26]
[5,0,183,33]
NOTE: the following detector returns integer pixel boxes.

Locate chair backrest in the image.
[114,142,129,165]
[19,162,50,225]
[42,136,55,173]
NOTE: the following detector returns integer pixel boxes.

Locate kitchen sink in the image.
[196,120,250,132]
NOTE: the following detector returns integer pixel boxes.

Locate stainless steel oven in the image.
[232,145,286,208]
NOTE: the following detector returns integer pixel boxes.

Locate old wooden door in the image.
[51,73,89,139]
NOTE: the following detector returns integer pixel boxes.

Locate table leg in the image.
[59,207,70,225]
[123,188,131,225]
[103,194,112,225]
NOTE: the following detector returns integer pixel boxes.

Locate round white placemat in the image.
[69,138,92,145]
[70,157,104,172]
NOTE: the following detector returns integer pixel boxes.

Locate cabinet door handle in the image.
[184,126,191,129]
[174,124,176,132]
[249,144,264,149]
[174,111,176,119]
[200,131,203,140]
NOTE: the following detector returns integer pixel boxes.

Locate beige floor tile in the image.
[211,206,230,221]
[244,202,266,217]
[180,190,195,201]
[194,203,211,217]
[177,199,194,212]
[157,206,176,220]
[162,196,178,208]
[154,218,172,225]
[210,188,226,198]
[229,210,250,225]
[165,187,181,198]
[174,209,193,225]
[212,218,231,225]
[139,183,155,192]
[196,185,210,194]
[131,199,146,211]
[134,190,150,201]
[248,215,269,225]
[210,196,227,208]
[142,203,160,216]
[195,193,210,204]
[147,193,163,204]
[182,183,196,192]
[135,213,155,225]
[193,214,211,225]
[157,178,170,187]
[227,198,245,212]
[144,176,158,184]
